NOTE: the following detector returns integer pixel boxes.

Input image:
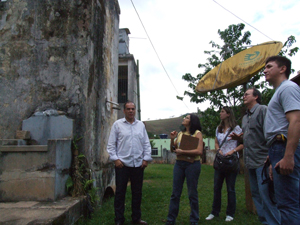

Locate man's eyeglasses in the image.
[243,93,251,97]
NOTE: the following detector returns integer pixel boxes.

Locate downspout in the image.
[137,60,141,120]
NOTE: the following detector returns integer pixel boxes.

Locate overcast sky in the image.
[118,0,300,121]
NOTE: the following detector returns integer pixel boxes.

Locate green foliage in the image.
[72,136,83,150]
[199,107,220,138]
[66,176,74,194]
[83,179,95,191]
[88,186,100,204]
[67,137,99,209]
[182,23,251,109]
[147,132,160,139]
[149,139,155,149]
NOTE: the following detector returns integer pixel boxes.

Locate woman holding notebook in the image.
[165,114,203,225]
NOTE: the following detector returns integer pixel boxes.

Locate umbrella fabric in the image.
[196,41,283,93]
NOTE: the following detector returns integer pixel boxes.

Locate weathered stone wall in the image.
[0,0,120,201]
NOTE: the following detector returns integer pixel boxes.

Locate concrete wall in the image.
[0,139,72,201]
[0,0,120,201]
[118,28,130,55]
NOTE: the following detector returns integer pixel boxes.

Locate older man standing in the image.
[107,101,152,225]
[264,56,300,225]
[230,87,280,224]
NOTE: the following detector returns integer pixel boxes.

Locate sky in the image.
[118,0,300,121]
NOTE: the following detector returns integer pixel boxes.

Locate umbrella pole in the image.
[242,81,256,213]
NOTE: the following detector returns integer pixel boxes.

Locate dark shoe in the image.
[115,222,124,225]
[132,219,148,225]
[190,223,198,225]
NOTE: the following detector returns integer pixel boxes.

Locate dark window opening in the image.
[118,66,128,103]
[151,148,158,156]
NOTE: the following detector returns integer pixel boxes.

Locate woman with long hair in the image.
[205,106,243,222]
[165,114,203,225]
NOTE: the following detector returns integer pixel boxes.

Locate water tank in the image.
[159,134,168,139]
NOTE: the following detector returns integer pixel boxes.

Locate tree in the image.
[182,23,298,137]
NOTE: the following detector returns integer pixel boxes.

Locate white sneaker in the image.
[205,214,215,220]
[225,215,234,222]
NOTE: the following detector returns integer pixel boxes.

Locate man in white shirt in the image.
[107,101,152,225]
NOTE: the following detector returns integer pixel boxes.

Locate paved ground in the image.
[0,196,86,225]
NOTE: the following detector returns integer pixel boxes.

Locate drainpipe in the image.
[137,60,141,120]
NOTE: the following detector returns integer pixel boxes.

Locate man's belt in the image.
[275,134,286,142]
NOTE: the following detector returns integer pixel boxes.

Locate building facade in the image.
[118,28,141,120]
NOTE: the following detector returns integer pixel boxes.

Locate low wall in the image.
[153,149,245,174]
[205,149,218,165]
[154,149,213,165]
[0,139,72,202]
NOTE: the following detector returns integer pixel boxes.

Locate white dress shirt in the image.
[107,118,152,167]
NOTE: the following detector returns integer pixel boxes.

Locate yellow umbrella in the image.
[196,41,283,93]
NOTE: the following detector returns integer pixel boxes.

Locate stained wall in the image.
[0,0,120,200]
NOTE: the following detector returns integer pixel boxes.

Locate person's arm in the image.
[225,126,244,156]
[275,110,300,175]
[107,123,123,168]
[175,132,203,156]
[224,143,244,156]
[228,132,243,143]
[141,126,152,168]
[215,137,220,150]
[170,130,178,152]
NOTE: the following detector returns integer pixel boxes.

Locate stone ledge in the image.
[0,196,87,225]
[0,145,48,152]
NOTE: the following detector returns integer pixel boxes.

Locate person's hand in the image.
[275,154,294,175]
[170,131,178,139]
[228,132,243,141]
[225,149,235,156]
[141,160,148,169]
[114,159,124,168]
[269,164,273,181]
[264,156,270,164]
[219,150,224,155]
[174,148,183,156]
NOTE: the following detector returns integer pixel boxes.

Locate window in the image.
[151,148,158,156]
[118,66,128,103]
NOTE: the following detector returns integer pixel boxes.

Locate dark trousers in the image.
[167,160,201,223]
[269,141,300,225]
[211,168,238,217]
[114,166,144,223]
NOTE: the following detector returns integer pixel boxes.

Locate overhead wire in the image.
[130,0,190,110]
[212,0,274,41]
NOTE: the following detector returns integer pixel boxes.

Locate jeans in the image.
[248,167,281,224]
[167,160,201,223]
[114,166,144,223]
[211,168,238,217]
[269,141,300,225]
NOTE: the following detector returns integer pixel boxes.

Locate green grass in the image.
[77,164,259,224]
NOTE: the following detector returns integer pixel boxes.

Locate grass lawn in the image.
[77,164,259,225]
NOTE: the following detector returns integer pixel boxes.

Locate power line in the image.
[130,0,190,110]
[130,37,147,39]
[212,0,274,41]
